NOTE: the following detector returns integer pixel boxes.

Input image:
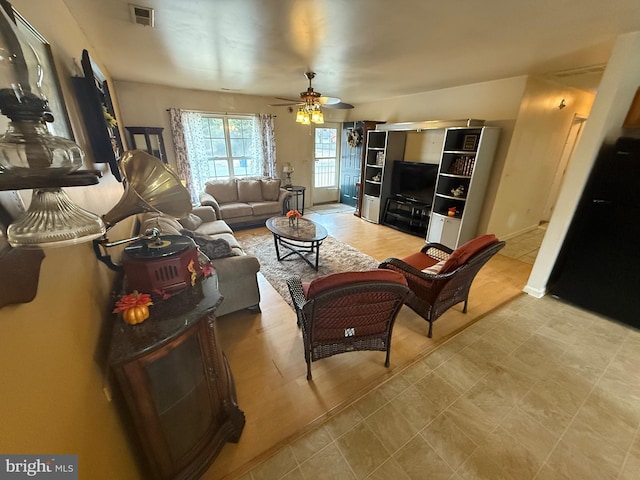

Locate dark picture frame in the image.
[0,2,74,140]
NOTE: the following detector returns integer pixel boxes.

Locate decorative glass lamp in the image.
[0,5,105,247]
[282,162,294,187]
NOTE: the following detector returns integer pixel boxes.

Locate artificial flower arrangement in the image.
[113,291,153,325]
[286,209,301,227]
[347,128,362,148]
[114,257,214,325]
[102,106,117,128]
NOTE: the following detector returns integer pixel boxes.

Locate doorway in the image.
[541,115,587,221]
[312,124,340,204]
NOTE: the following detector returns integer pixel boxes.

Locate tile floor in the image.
[499,226,547,265]
[236,294,640,480]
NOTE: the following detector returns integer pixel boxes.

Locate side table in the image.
[285,185,306,215]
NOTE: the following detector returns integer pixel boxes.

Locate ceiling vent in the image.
[547,64,606,79]
[129,4,155,27]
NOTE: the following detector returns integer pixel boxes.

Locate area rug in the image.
[236,228,379,308]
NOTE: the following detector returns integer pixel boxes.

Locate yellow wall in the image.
[1,1,142,477]
[113,80,349,208]
[486,77,595,238]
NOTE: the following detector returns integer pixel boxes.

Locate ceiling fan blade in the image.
[276,97,303,103]
[323,102,355,109]
[317,96,341,105]
[269,102,303,107]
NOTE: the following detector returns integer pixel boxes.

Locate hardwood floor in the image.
[205,210,532,480]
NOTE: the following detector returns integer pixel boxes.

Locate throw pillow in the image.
[237,180,263,202]
[438,234,498,274]
[205,179,238,203]
[180,230,236,259]
[261,178,281,201]
[178,213,203,231]
[421,260,447,275]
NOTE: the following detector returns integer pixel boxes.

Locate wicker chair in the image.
[379,235,505,338]
[287,270,409,380]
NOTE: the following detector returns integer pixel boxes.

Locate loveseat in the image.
[138,206,260,316]
[199,177,291,229]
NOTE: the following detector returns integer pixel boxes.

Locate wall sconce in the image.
[0,2,105,247]
[0,5,191,252]
[0,6,191,307]
[558,99,567,109]
[282,162,294,186]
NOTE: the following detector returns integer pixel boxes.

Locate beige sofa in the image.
[138,206,260,317]
[199,177,291,229]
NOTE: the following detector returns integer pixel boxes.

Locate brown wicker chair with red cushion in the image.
[286,270,410,380]
[379,235,505,338]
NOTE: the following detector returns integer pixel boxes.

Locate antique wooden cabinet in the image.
[109,275,245,480]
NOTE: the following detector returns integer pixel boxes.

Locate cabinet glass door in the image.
[144,328,220,463]
[126,126,167,163]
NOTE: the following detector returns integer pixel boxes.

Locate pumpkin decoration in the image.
[113,291,153,325]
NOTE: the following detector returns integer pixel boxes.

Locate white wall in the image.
[525,30,640,297]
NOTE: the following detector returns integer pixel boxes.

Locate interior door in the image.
[313,124,340,204]
[339,122,362,207]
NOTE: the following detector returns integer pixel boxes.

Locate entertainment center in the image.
[360,120,500,248]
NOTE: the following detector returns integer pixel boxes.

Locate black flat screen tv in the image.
[390,161,438,204]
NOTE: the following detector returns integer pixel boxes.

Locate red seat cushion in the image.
[439,234,499,275]
[400,251,441,271]
[303,269,407,299]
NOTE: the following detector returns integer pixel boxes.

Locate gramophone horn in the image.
[102,150,192,228]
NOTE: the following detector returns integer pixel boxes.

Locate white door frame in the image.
[312,123,341,204]
[542,114,587,221]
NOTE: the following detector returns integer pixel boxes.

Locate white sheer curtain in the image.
[168,109,208,202]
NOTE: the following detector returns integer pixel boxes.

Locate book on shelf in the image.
[449,156,475,175]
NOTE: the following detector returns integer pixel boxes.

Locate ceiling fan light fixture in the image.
[295,107,306,123]
[295,102,324,125]
[311,107,323,124]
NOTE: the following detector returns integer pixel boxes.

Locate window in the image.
[314,127,338,188]
[199,115,258,180]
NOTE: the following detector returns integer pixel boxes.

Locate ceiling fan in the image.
[270,72,354,111]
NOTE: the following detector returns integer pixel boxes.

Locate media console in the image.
[382,196,431,237]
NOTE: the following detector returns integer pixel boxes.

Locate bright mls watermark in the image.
[0,455,77,479]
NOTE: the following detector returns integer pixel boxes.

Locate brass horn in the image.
[94,150,192,270]
[102,150,192,228]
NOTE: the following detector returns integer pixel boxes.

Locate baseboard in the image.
[523,284,546,298]
[501,224,540,241]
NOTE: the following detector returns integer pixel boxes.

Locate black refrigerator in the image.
[549,136,640,329]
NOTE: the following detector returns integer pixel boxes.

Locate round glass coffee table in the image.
[265,216,328,270]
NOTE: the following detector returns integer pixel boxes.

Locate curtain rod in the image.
[165,108,276,117]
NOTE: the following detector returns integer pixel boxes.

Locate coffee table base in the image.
[272,235,324,270]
